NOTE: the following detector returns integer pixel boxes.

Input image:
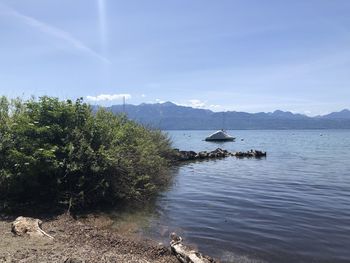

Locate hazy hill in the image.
[319,109,350,119]
[99,102,350,130]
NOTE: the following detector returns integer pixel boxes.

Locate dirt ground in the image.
[0,213,179,263]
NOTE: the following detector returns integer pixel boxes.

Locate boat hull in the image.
[205,137,235,142]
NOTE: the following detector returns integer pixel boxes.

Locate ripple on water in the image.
[115,130,350,263]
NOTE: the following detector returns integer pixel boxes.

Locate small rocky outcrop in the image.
[11,216,53,239]
[177,150,198,161]
[234,149,267,158]
[173,148,266,162]
[170,233,217,263]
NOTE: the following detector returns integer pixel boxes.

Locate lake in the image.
[112,130,350,263]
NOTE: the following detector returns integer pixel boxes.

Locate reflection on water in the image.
[111,130,350,263]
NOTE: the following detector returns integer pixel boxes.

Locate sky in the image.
[0,0,350,116]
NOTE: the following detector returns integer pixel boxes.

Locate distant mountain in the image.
[268,110,307,119]
[319,109,350,119]
[99,103,350,130]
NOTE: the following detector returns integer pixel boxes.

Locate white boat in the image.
[205,129,235,141]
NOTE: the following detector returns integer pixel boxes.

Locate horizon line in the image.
[93,101,349,117]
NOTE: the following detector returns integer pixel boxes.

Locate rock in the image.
[233,150,266,158]
[179,150,197,161]
[197,151,208,159]
[254,150,267,157]
[174,148,266,162]
[11,216,54,239]
[208,153,216,158]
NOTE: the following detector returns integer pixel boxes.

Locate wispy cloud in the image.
[188,99,206,108]
[0,3,110,63]
[209,104,223,110]
[157,99,224,111]
[175,99,208,109]
[86,94,131,102]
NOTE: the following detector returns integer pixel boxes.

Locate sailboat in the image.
[205,112,235,141]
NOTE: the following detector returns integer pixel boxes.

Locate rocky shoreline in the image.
[0,214,217,263]
[0,214,180,263]
[173,148,266,161]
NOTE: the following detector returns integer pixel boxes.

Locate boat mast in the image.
[222,111,226,131]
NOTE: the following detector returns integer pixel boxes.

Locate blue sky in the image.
[0,0,349,115]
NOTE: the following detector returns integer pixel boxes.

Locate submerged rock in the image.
[233,149,267,158]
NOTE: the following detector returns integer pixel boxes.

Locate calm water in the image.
[114,130,350,263]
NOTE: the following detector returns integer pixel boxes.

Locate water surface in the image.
[114,130,350,263]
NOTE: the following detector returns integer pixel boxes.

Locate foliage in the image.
[0,96,173,210]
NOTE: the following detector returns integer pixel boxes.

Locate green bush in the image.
[0,96,173,210]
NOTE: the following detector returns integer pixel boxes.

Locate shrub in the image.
[0,96,173,210]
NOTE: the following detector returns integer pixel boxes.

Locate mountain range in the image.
[98,102,350,130]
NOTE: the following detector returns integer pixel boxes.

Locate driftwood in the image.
[11,216,54,239]
[170,233,217,263]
